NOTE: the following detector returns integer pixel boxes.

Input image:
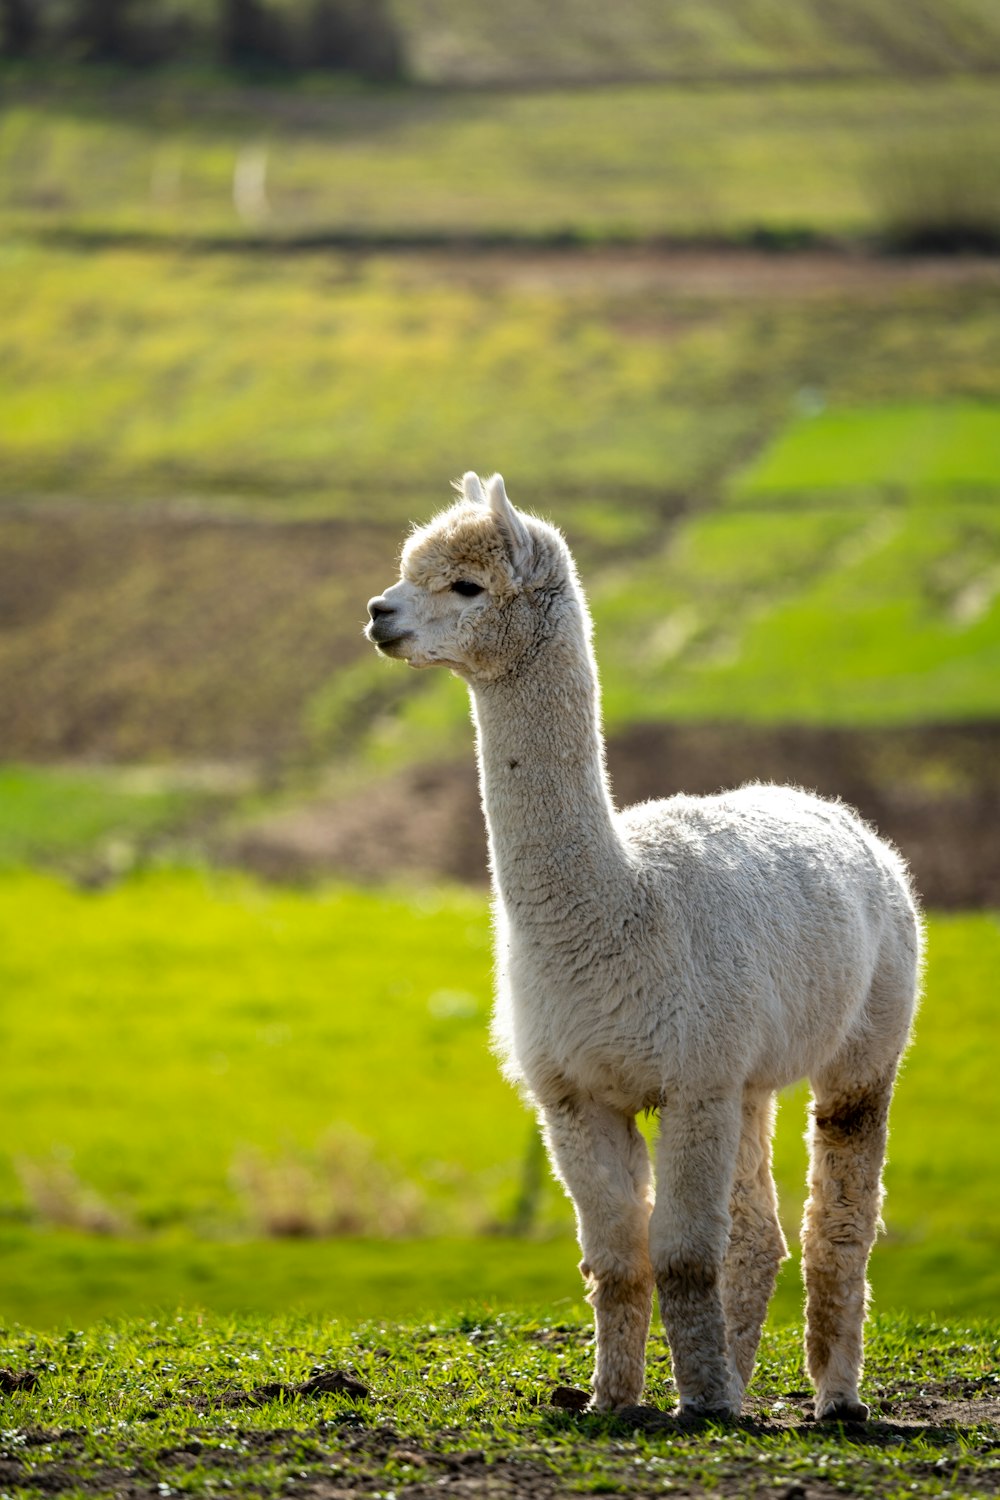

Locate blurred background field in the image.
[1,873,997,1328]
[1,0,999,1333]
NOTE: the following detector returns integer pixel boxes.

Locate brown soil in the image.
[0,506,395,762]
[233,720,1000,908]
[397,246,1000,301]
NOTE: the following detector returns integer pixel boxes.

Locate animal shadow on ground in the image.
[545,1380,1000,1447]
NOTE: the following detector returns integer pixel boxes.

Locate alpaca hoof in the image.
[589,1391,643,1413]
[817,1397,869,1423]
[677,1398,740,1423]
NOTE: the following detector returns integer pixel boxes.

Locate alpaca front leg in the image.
[651,1091,742,1417]
[802,1071,894,1422]
[540,1099,654,1411]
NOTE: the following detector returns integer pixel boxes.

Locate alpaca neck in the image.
[469,634,626,908]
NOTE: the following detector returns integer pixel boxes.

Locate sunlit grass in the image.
[0,1310,995,1499]
[738,403,1000,496]
[595,499,1000,726]
[0,241,762,508]
[0,871,996,1326]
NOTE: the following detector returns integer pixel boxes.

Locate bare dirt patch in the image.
[0,506,393,762]
[233,720,1000,908]
[395,246,1000,302]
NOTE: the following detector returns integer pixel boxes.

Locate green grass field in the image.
[0,1311,996,1499]
[739,402,1000,496]
[0,766,219,870]
[0,870,996,1328]
[3,70,1000,246]
[2,43,999,1389]
[391,0,1000,81]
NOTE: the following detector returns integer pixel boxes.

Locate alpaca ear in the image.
[460,471,487,505]
[485,473,533,577]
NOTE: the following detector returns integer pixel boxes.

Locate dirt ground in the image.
[233,719,1000,909]
[0,506,394,761]
[395,245,1000,301]
[2,1379,997,1499]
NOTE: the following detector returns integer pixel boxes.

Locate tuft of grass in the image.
[15,1156,130,1236]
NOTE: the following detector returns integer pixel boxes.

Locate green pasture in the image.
[0,870,996,1328]
[0,765,218,870]
[1,1313,996,1500]
[596,498,1000,726]
[2,70,1000,246]
[2,235,998,508]
[1,232,998,759]
[739,402,1000,497]
[0,1232,581,1331]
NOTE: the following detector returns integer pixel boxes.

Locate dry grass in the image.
[233,1127,428,1238]
[16,1156,130,1235]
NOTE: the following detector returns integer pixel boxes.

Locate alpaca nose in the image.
[368,596,395,621]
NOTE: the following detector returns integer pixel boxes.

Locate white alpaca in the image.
[366,474,921,1421]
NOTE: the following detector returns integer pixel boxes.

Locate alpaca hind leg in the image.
[540,1098,653,1411]
[721,1090,788,1390]
[802,1067,895,1421]
[650,1091,743,1417]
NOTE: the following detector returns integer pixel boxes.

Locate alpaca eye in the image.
[450,580,484,597]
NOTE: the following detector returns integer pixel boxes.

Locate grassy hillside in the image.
[3,71,1000,246]
[1,241,998,766]
[0,870,996,1328]
[394,0,1000,81]
[2,62,999,773]
[0,1311,996,1500]
[13,0,1000,81]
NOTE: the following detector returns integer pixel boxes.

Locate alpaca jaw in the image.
[366,575,489,676]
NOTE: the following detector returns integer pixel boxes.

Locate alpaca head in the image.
[366,472,578,684]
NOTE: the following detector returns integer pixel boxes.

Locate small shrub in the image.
[304,0,404,80]
[16,1156,129,1234]
[0,0,38,54]
[867,132,1000,252]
